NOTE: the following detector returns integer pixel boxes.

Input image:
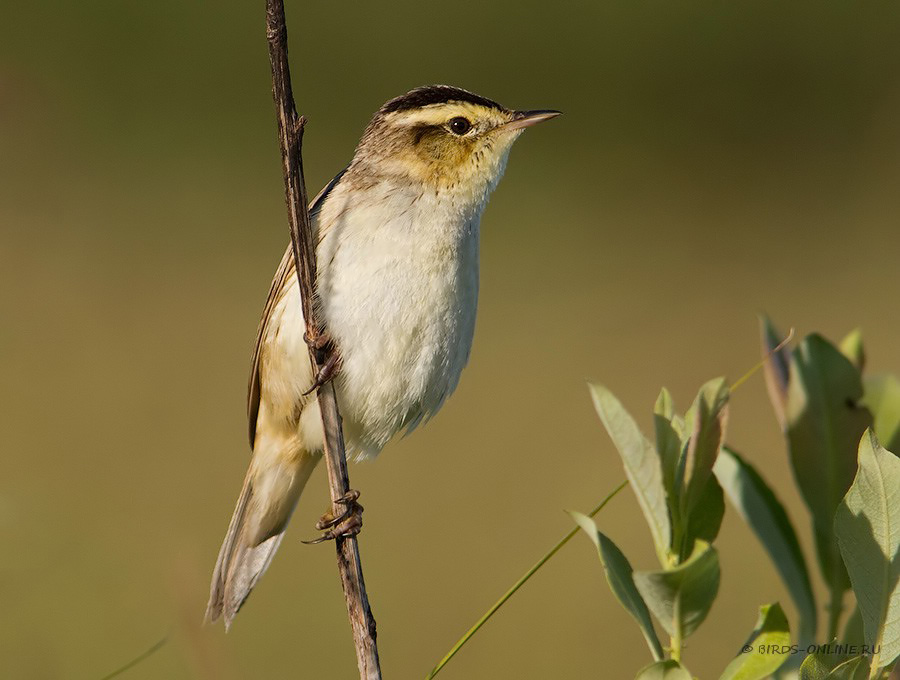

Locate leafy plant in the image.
[578,380,790,679]
[719,604,792,680]
[428,320,900,680]
[750,319,900,678]
[714,448,817,647]
[833,430,900,675]
[761,321,872,638]
[573,322,900,678]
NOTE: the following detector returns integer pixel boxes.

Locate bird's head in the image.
[349,85,560,203]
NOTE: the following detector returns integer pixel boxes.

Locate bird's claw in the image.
[317,490,362,529]
[302,490,364,544]
[303,330,332,352]
[302,350,341,396]
[301,332,340,396]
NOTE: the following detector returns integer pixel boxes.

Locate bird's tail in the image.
[205,449,321,629]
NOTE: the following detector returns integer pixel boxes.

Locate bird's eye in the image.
[448,116,472,135]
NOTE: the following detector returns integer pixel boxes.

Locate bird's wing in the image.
[246,168,347,449]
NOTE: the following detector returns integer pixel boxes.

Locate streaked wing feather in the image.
[247,168,347,448]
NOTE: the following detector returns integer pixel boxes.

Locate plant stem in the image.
[263,2,380,677]
[670,598,683,663]
[99,636,167,680]
[425,480,628,679]
[732,327,795,393]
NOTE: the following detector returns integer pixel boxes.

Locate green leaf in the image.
[719,603,792,680]
[680,378,730,518]
[799,648,845,680]
[591,384,671,563]
[786,334,872,616]
[862,374,900,453]
[824,656,869,680]
[655,387,674,420]
[571,512,664,661]
[654,387,682,507]
[839,328,865,372]
[634,541,720,639]
[683,475,725,552]
[760,315,792,430]
[635,660,693,680]
[834,429,900,672]
[714,448,817,645]
[654,388,695,562]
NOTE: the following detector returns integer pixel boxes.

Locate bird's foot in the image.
[302,331,341,396]
[302,490,363,544]
[303,329,332,354]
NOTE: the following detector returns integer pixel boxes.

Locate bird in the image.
[206,84,559,628]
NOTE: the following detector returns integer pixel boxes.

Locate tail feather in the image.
[206,451,320,628]
[205,472,255,626]
[220,533,284,627]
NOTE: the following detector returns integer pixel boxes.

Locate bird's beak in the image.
[501,109,562,132]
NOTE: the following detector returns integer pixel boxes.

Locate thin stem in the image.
[731,327,795,393]
[867,657,882,680]
[98,636,167,680]
[426,480,628,679]
[670,599,683,663]
[263,2,380,677]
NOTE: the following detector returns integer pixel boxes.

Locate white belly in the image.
[311,185,482,459]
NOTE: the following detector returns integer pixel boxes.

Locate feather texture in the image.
[207,87,543,625]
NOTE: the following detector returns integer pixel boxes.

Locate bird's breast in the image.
[316,187,482,459]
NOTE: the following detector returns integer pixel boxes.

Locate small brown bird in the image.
[206,85,559,628]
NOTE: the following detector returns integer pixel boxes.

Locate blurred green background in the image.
[2,0,899,678]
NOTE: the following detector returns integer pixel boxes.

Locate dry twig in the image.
[264,2,382,677]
